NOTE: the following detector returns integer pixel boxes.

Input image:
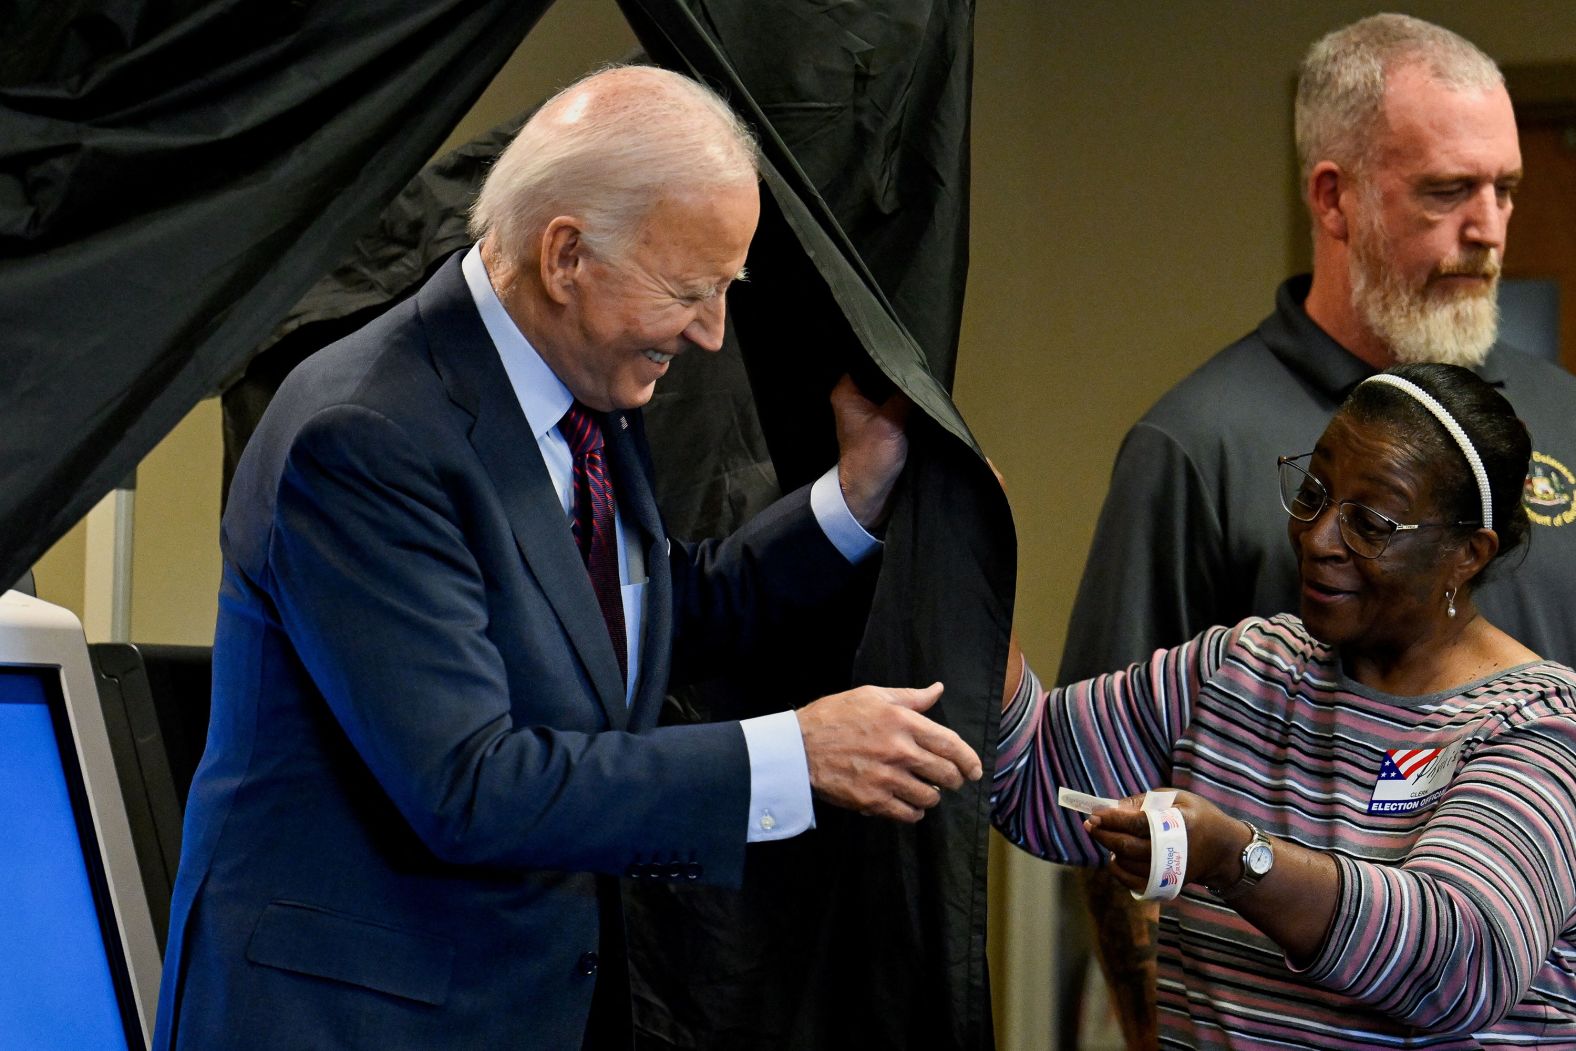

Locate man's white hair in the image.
[469,65,759,262]
[1294,13,1502,185]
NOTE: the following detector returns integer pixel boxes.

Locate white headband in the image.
[1358,374,1493,530]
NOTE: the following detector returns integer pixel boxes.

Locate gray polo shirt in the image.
[1059,274,1576,682]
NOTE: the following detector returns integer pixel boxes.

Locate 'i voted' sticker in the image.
[1057,788,1186,901]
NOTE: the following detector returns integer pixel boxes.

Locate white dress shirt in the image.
[461,244,879,842]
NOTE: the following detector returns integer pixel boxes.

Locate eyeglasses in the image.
[1276,454,1478,559]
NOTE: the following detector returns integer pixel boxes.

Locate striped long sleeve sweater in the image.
[993,614,1576,1049]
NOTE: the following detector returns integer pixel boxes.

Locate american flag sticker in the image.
[1367,741,1464,815]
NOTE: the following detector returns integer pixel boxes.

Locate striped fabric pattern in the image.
[993,614,1576,1048]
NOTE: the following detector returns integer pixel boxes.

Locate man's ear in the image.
[1308,161,1351,243]
[540,216,588,306]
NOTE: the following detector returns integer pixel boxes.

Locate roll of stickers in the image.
[1058,787,1188,902]
[1139,804,1187,901]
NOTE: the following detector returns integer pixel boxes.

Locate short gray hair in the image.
[469,65,759,261]
[1294,14,1502,185]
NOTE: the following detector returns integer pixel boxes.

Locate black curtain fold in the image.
[684,0,973,390]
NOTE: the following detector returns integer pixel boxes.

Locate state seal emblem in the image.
[1525,451,1576,528]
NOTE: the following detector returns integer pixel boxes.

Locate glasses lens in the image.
[1278,460,1325,521]
[1337,503,1395,559]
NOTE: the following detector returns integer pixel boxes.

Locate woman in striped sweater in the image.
[993,362,1576,1048]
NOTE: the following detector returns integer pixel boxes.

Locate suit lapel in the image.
[417,254,629,728]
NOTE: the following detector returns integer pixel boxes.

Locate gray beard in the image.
[1348,233,1499,368]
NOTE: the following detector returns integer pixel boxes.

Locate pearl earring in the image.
[1446,588,1457,618]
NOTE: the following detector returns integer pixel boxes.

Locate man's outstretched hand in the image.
[797,683,982,822]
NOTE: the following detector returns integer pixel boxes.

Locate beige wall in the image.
[34,400,223,643]
[29,2,1576,1046]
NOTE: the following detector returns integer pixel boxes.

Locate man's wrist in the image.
[811,467,880,562]
[739,711,814,842]
[838,471,893,534]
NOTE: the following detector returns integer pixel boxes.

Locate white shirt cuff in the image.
[740,710,815,842]
[810,466,880,564]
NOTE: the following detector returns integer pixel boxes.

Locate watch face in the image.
[1246,842,1274,877]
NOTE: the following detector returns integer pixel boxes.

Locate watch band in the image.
[1208,821,1273,902]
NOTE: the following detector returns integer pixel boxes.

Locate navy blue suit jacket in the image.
[153,254,857,1049]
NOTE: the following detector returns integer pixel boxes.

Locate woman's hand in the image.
[1085,790,1339,963]
[1083,790,1253,895]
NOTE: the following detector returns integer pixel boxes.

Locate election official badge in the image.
[1367,741,1464,815]
[1525,451,1576,528]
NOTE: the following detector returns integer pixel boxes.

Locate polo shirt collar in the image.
[1261,274,1371,402]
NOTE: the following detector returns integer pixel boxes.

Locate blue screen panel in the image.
[0,668,132,1051]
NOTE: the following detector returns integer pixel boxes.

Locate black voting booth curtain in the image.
[0,0,554,589]
[3,1,1012,1047]
[620,9,1009,1046]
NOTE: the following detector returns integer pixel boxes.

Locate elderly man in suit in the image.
[153,65,980,1050]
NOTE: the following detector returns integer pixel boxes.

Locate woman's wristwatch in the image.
[1207,822,1274,901]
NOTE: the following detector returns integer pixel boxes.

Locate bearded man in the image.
[1055,14,1576,1050]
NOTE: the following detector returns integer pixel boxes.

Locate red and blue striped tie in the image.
[559,402,627,686]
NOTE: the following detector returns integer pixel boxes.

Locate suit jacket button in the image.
[577,951,599,976]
